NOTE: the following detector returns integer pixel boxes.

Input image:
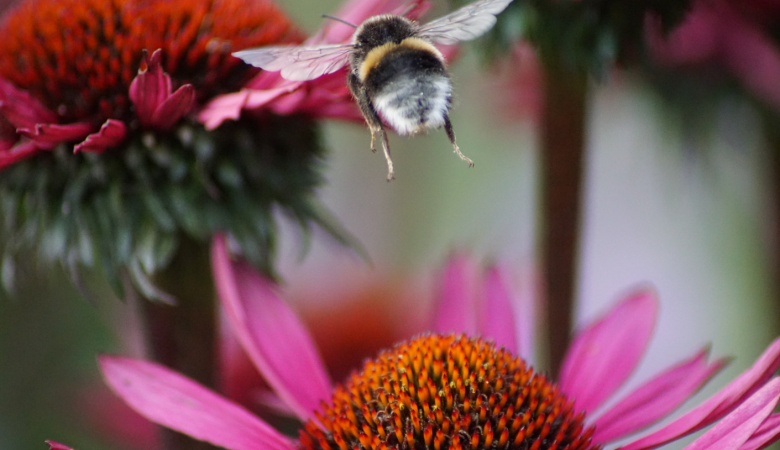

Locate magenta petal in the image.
[18,122,93,146]
[621,338,780,450]
[100,356,294,450]
[150,84,195,129]
[0,140,42,169]
[0,77,57,127]
[199,91,249,130]
[739,413,780,450]
[74,119,127,153]
[480,265,517,354]
[559,289,658,414]
[682,378,780,450]
[212,236,332,421]
[46,441,73,450]
[592,347,728,443]
[432,253,478,336]
[129,49,172,127]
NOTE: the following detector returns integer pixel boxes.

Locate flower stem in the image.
[539,63,587,379]
[138,236,220,450]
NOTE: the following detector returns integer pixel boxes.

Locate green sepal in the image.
[0,114,352,302]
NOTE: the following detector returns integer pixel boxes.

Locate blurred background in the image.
[1,0,779,449]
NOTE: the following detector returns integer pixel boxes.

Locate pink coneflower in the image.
[646,0,780,111]
[0,0,389,295]
[78,238,780,450]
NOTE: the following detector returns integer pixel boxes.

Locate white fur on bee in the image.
[373,74,451,135]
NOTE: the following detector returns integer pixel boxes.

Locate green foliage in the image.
[455,0,692,75]
[0,115,348,301]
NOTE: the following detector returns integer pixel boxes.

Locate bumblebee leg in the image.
[378,129,394,181]
[444,115,474,167]
[348,72,396,180]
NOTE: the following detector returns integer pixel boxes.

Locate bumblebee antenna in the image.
[322,14,357,28]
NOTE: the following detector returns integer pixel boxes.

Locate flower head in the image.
[0,0,353,296]
[92,240,780,450]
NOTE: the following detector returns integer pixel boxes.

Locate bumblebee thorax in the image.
[352,15,417,50]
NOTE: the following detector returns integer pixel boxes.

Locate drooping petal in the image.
[0,140,42,169]
[432,253,478,336]
[681,378,780,450]
[480,265,517,354]
[129,49,170,121]
[199,91,250,130]
[212,236,332,421]
[74,119,127,153]
[46,441,74,450]
[100,356,294,450]
[592,347,728,443]
[129,48,193,129]
[621,338,780,450]
[150,84,195,130]
[739,413,780,450]
[17,122,93,147]
[0,77,57,128]
[559,289,658,414]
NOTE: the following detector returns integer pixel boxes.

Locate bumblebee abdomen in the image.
[363,45,451,136]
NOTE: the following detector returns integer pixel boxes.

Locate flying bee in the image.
[234,0,514,180]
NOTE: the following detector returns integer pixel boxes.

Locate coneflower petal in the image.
[99,355,295,450]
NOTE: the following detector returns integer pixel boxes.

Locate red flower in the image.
[0,0,303,168]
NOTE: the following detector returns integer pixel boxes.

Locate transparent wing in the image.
[416,0,513,45]
[233,43,354,81]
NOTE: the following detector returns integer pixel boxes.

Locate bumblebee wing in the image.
[416,0,513,45]
[233,43,354,81]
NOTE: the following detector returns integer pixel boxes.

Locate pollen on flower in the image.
[301,335,598,450]
[0,0,303,125]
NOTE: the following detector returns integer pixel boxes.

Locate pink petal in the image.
[100,355,294,450]
[432,253,478,336]
[480,265,517,354]
[212,236,332,421]
[17,122,93,147]
[74,119,127,153]
[150,83,195,129]
[621,337,780,450]
[739,413,780,450]
[199,91,249,130]
[681,378,780,450]
[559,289,658,414]
[0,77,57,128]
[0,140,42,169]
[45,441,73,450]
[315,0,429,44]
[592,347,728,443]
[129,49,172,127]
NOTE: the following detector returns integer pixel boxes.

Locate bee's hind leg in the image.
[444,115,474,167]
[371,126,394,181]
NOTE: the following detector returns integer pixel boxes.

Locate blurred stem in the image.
[138,236,219,450]
[539,63,587,379]
[768,121,780,332]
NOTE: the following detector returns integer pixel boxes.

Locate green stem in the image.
[539,64,588,379]
[138,237,220,450]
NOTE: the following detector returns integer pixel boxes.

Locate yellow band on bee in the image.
[358,37,444,82]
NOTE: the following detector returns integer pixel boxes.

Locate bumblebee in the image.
[234,0,513,180]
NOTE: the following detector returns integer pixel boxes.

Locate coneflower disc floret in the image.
[302,335,598,450]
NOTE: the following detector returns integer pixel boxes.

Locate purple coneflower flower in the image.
[55,239,780,450]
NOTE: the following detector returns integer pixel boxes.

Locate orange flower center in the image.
[0,0,303,124]
[301,335,598,450]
